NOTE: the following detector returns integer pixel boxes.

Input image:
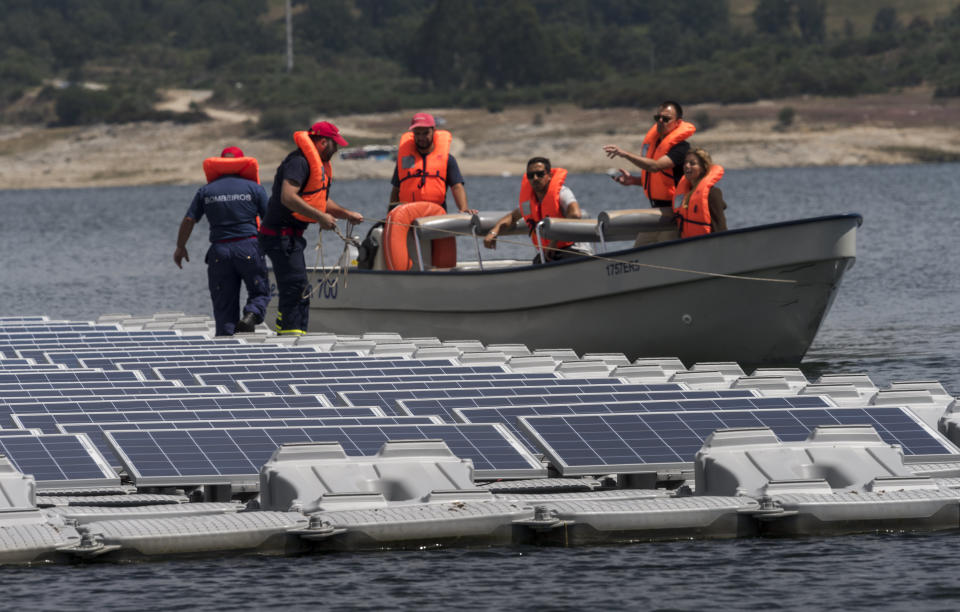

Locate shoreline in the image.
[2,89,960,190]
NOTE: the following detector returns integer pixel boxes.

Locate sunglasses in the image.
[526,170,547,179]
[653,114,675,123]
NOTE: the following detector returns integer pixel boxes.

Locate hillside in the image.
[2,87,958,190]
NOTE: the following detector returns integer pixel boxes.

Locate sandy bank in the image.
[1,89,959,190]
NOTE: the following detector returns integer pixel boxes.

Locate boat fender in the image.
[357,222,383,270]
[384,201,456,271]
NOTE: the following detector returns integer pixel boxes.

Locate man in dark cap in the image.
[258,121,363,335]
[175,146,269,336]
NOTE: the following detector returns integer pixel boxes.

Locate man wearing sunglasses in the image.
[602,101,696,209]
[483,157,584,264]
[390,112,476,214]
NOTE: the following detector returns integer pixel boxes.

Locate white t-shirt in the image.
[557,185,577,215]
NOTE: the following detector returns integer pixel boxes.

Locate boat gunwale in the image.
[320,213,863,277]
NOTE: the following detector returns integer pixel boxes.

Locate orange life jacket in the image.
[383,201,456,271]
[202,156,260,184]
[396,130,451,204]
[291,130,331,223]
[519,168,573,249]
[639,120,696,203]
[674,164,724,238]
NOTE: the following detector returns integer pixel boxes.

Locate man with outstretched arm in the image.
[174,145,269,336]
[602,100,695,209]
[258,121,363,336]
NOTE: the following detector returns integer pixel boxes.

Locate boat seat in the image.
[470,211,529,236]
[538,217,602,242]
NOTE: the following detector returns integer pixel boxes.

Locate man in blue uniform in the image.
[174,146,270,336]
[259,121,363,335]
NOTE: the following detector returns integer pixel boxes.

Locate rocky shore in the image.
[1,87,959,190]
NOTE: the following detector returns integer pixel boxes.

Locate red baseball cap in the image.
[309,121,348,146]
[409,112,436,129]
[220,146,244,158]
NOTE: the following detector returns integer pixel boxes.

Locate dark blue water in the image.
[1,164,959,606]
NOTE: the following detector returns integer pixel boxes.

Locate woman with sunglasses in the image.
[483,157,585,264]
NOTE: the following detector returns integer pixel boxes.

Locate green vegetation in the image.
[1,0,959,127]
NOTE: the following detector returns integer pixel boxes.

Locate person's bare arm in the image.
[280,179,335,228]
[389,185,400,206]
[325,199,364,225]
[565,200,582,219]
[602,144,674,172]
[483,209,521,249]
[450,183,476,215]
[173,217,195,268]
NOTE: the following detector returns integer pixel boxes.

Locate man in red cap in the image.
[175,145,270,335]
[258,120,363,335]
[390,112,475,214]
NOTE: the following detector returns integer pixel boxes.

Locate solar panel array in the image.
[0,317,956,491]
[396,388,757,420]
[450,395,832,451]
[107,422,545,485]
[519,407,957,475]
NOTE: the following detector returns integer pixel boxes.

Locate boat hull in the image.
[267,215,860,365]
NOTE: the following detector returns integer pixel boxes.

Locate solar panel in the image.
[288,373,562,402]
[63,416,438,466]
[240,370,542,395]
[221,366,512,393]
[52,344,325,361]
[107,422,546,486]
[164,357,461,385]
[0,330,181,341]
[0,386,232,406]
[356,383,693,416]
[0,369,144,384]
[0,359,33,366]
[519,406,959,476]
[452,395,831,451]
[0,433,119,487]
[400,389,764,420]
[14,404,381,433]
[9,339,237,361]
[0,324,119,334]
[88,351,361,372]
[2,394,333,427]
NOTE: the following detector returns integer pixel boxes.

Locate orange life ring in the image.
[384,201,457,271]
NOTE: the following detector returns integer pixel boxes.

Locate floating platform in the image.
[0,312,957,563]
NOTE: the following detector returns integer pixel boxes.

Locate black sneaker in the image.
[235,311,261,333]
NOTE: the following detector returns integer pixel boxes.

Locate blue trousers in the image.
[259,234,309,334]
[205,238,270,336]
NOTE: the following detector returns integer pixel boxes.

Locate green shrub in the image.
[776,106,796,129]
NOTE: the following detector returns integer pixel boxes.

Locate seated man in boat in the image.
[174,146,270,336]
[258,122,364,336]
[483,157,585,264]
[674,147,727,237]
[389,112,477,214]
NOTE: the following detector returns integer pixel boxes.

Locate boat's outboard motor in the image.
[357,222,383,270]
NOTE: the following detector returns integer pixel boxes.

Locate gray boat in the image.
[267,211,861,365]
